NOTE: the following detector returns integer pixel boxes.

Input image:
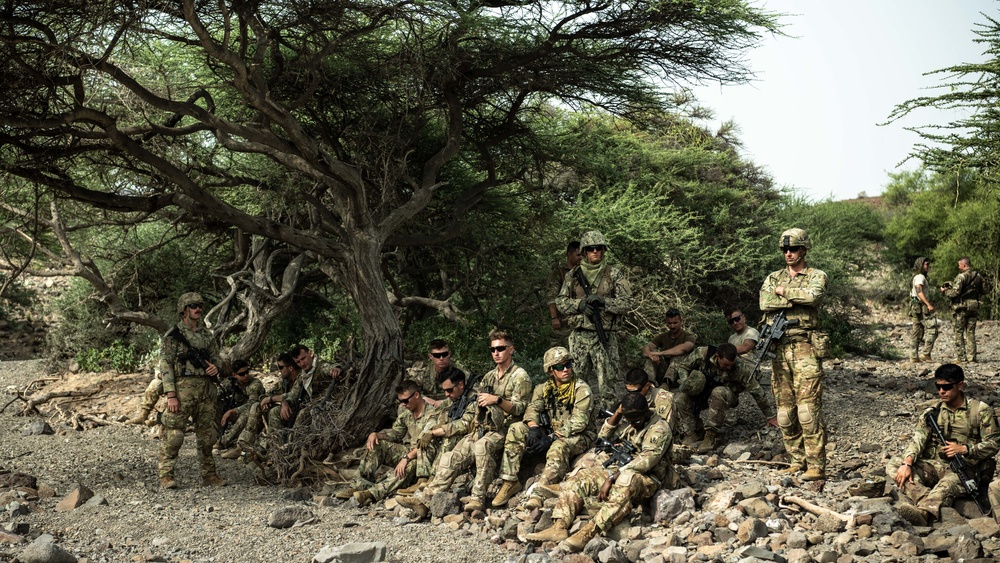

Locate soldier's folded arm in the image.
[781,271,828,305]
[562,386,593,437]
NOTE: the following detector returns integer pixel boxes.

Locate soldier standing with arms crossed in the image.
[759,228,829,482]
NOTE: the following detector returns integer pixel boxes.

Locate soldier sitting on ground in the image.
[414,339,467,408]
[216,359,266,452]
[493,346,596,509]
[224,352,301,459]
[666,343,777,452]
[889,363,999,526]
[641,308,696,386]
[526,391,675,552]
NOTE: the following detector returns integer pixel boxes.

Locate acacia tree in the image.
[0,0,779,438]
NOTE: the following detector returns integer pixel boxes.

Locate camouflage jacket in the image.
[904,397,1000,467]
[159,320,218,394]
[759,266,827,334]
[414,360,468,400]
[669,346,775,419]
[943,270,985,311]
[285,360,340,409]
[524,378,595,439]
[598,414,673,483]
[433,390,479,438]
[555,262,634,331]
[382,400,438,448]
[474,363,532,434]
[218,376,266,415]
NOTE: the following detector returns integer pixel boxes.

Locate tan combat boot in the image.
[799,467,826,482]
[335,487,359,500]
[695,429,718,454]
[523,496,543,510]
[127,408,151,425]
[160,476,177,490]
[353,489,375,507]
[395,495,429,521]
[220,447,242,460]
[896,503,929,527]
[564,521,599,552]
[396,478,427,496]
[525,520,569,543]
[464,497,485,512]
[779,462,805,474]
[202,473,227,487]
[491,480,523,507]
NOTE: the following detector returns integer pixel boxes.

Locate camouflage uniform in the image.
[159,320,220,481]
[413,360,467,403]
[908,256,938,361]
[547,262,574,345]
[550,414,674,534]
[888,398,999,519]
[668,347,775,437]
[760,251,828,471]
[139,376,164,417]
[556,258,633,408]
[428,388,479,472]
[500,378,596,485]
[645,329,697,386]
[360,400,438,501]
[237,377,294,449]
[217,375,266,448]
[942,269,985,362]
[421,363,532,503]
[277,359,340,434]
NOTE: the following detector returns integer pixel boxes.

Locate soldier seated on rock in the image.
[888,363,999,527]
[526,391,675,552]
[493,346,596,509]
[341,379,437,507]
[667,342,777,454]
[215,359,266,452]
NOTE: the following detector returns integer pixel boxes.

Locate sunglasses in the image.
[431,351,450,359]
[727,315,742,324]
[551,362,573,371]
[235,370,250,377]
[441,386,456,394]
[277,364,288,370]
[489,345,510,353]
[936,383,957,391]
[398,392,415,404]
[186,303,204,310]
[781,246,803,254]
[582,245,606,253]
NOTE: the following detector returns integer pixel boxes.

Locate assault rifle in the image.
[573,268,609,349]
[164,325,213,374]
[217,378,241,431]
[595,437,638,468]
[925,409,987,515]
[748,310,799,382]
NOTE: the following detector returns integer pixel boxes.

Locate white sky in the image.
[691,0,995,201]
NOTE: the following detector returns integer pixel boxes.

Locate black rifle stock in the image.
[748,310,799,382]
[595,437,638,468]
[924,409,987,515]
[572,268,609,348]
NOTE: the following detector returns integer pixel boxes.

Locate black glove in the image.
[577,301,596,318]
[525,426,556,456]
[585,294,606,308]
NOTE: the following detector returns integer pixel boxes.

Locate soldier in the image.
[399,329,532,514]
[889,364,999,526]
[941,257,986,363]
[158,292,225,489]
[224,353,301,459]
[526,392,674,552]
[216,359,266,451]
[725,307,760,359]
[908,256,938,363]
[556,230,634,408]
[494,346,596,509]
[275,344,343,434]
[760,227,829,481]
[347,380,438,506]
[128,372,164,426]
[622,367,675,426]
[641,308,697,386]
[415,339,467,407]
[667,343,777,452]
[547,241,582,344]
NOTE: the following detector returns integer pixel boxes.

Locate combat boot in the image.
[779,462,805,474]
[202,473,227,487]
[395,495,429,521]
[491,480,523,507]
[525,520,569,543]
[919,354,932,362]
[396,478,427,496]
[464,497,485,512]
[800,467,826,482]
[160,476,177,490]
[353,489,375,507]
[564,521,598,552]
[523,496,543,510]
[127,408,151,425]
[896,503,929,527]
[335,487,359,500]
[695,429,718,454]
[220,447,242,460]
[681,432,702,447]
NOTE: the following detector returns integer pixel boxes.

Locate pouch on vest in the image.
[810,330,831,359]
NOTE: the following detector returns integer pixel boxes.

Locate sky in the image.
[691,0,995,201]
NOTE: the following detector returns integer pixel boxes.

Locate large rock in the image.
[268,506,316,529]
[947,533,982,561]
[703,489,737,513]
[19,534,77,563]
[786,530,808,549]
[597,543,627,563]
[650,488,696,523]
[733,481,768,500]
[54,485,94,512]
[785,548,813,563]
[969,516,1000,537]
[583,536,609,559]
[813,512,845,533]
[313,542,387,563]
[428,492,461,518]
[21,421,54,436]
[736,518,768,544]
[738,497,774,518]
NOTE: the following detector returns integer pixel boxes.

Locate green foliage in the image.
[75,340,140,373]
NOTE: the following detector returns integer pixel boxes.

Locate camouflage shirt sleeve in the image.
[603,267,633,316]
[598,418,618,441]
[443,393,478,437]
[759,271,788,311]
[505,368,533,419]
[555,271,580,317]
[382,405,410,443]
[667,347,704,385]
[284,378,305,409]
[159,330,180,394]
[903,406,935,462]
[547,265,566,305]
[523,384,547,425]
[783,268,827,306]
[942,272,965,300]
[968,401,1000,462]
[622,419,671,476]
[561,381,594,437]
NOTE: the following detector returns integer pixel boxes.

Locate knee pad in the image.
[438,451,455,471]
[776,408,794,429]
[473,439,489,457]
[798,403,816,427]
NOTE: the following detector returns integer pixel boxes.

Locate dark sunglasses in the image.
[441,386,456,394]
[936,383,956,391]
[235,370,250,377]
[398,392,416,404]
[582,245,606,253]
[431,351,451,359]
[551,362,573,371]
[727,315,742,324]
[489,345,510,353]
[276,364,288,370]
[781,246,803,254]
[186,303,203,310]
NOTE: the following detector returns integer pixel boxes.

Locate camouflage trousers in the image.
[987,478,1000,522]
[423,431,503,502]
[953,309,978,362]
[141,377,164,413]
[887,456,964,518]
[908,309,939,360]
[499,421,593,483]
[772,339,826,471]
[219,404,255,449]
[237,402,294,449]
[568,329,621,409]
[360,440,435,501]
[430,434,464,477]
[674,385,738,436]
[159,377,218,479]
[551,466,659,532]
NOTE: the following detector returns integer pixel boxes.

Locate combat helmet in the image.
[177,292,204,315]
[579,230,609,250]
[543,346,573,373]
[779,228,811,250]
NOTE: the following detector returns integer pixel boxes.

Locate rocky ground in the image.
[2,316,1000,562]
